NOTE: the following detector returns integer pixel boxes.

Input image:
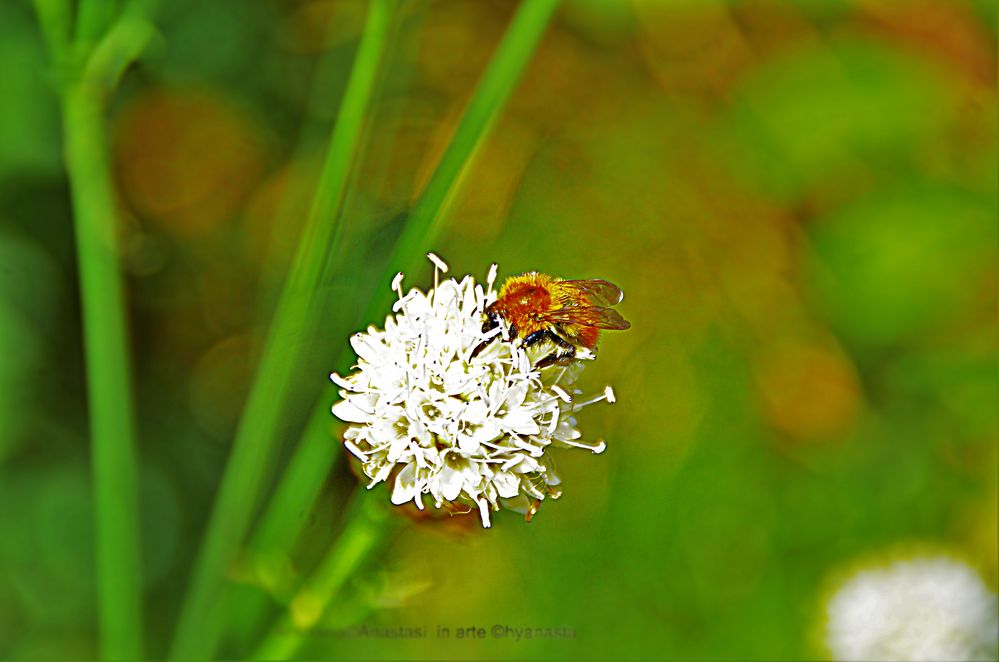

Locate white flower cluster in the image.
[330,255,615,527]
[825,556,999,661]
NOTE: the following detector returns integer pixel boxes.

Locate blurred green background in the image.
[0,0,996,659]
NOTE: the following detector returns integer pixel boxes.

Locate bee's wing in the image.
[540,306,631,330]
[557,279,625,306]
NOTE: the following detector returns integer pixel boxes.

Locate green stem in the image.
[251,0,561,561]
[231,0,560,650]
[244,0,561,576]
[62,72,143,662]
[251,495,395,661]
[46,2,157,658]
[76,0,120,48]
[31,0,72,65]
[168,1,394,658]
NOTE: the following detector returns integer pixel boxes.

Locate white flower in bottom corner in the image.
[825,556,999,661]
[330,255,616,528]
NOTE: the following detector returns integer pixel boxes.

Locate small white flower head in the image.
[824,556,999,661]
[330,255,615,527]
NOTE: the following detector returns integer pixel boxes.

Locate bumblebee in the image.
[473,273,630,368]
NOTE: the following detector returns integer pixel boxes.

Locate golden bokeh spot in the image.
[754,336,862,442]
[280,0,367,55]
[632,0,756,107]
[114,88,267,237]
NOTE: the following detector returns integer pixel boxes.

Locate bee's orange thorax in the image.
[490,273,557,338]
[488,273,600,348]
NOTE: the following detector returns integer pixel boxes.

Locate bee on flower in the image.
[329,254,628,527]
[473,271,630,368]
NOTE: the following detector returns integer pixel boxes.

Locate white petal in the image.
[461,277,477,314]
[550,384,572,402]
[512,436,544,455]
[410,442,426,468]
[471,420,502,445]
[367,461,392,486]
[554,418,581,440]
[503,411,541,436]
[350,334,382,363]
[546,409,560,434]
[344,441,368,460]
[457,434,480,455]
[387,435,411,463]
[390,464,417,505]
[492,471,520,498]
[486,264,498,292]
[439,465,464,501]
[331,399,370,423]
[427,252,449,273]
[556,437,606,453]
[392,290,419,313]
[460,400,489,425]
[477,499,491,528]
[329,372,355,389]
[503,381,529,409]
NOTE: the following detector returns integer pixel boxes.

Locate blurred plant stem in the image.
[63,79,144,662]
[227,0,560,650]
[75,0,120,48]
[36,0,155,658]
[32,0,71,66]
[224,401,344,646]
[256,0,561,558]
[168,1,394,658]
[251,495,397,661]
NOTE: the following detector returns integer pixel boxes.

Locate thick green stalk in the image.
[62,79,143,661]
[168,1,394,658]
[251,495,394,661]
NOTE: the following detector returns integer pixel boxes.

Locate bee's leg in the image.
[471,313,500,359]
[523,330,548,348]
[470,336,494,359]
[535,332,575,369]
